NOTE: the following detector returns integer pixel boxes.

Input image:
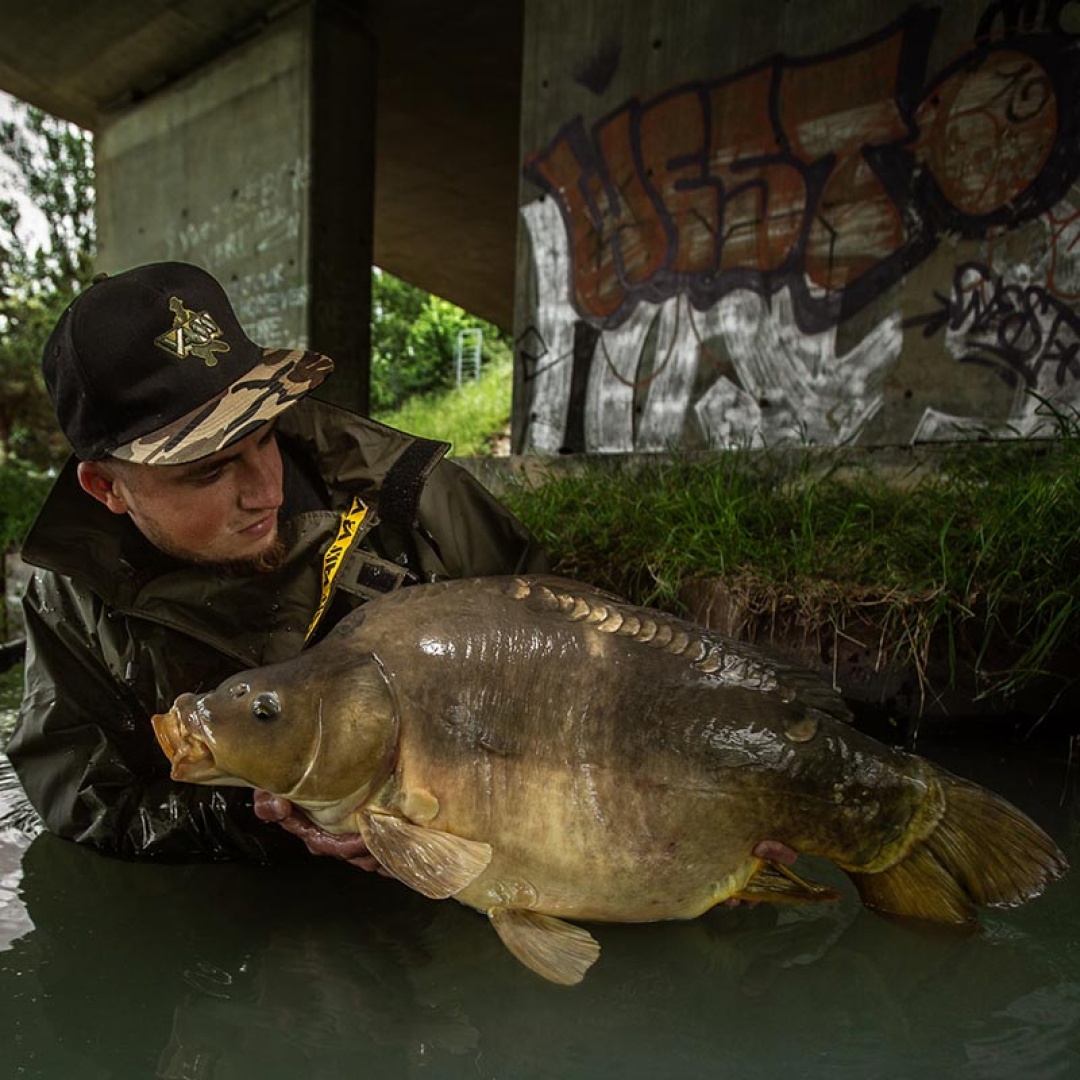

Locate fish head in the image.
[152,645,399,807]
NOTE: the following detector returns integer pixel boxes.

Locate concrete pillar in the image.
[95,1,375,414]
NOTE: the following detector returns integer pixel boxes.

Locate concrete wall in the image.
[514,0,1080,453]
[95,2,375,412]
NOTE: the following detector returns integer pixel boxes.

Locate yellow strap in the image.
[305,496,369,643]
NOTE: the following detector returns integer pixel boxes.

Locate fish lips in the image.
[151,703,231,785]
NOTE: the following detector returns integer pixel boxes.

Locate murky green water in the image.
[0,715,1077,1080]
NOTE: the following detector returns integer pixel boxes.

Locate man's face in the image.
[82,423,286,570]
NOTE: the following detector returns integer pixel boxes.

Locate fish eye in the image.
[251,692,280,722]
[230,683,250,699]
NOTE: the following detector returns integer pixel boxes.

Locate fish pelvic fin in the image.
[732,861,841,905]
[360,810,492,899]
[848,770,1068,924]
[489,907,600,986]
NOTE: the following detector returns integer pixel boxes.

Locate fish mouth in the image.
[151,703,228,785]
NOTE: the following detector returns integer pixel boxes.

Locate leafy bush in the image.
[0,460,50,552]
[370,269,507,413]
[1,101,94,470]
[374,350,512,456]
[1,458,50,640]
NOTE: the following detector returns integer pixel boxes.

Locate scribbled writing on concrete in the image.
[525,8,1080,333]
[908,260,1080,391]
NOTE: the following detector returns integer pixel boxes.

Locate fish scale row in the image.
[506,578,780,692]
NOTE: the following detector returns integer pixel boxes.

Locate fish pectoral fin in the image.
[488,907,600,986]
[360,810,492,900]
[732,861,841,905]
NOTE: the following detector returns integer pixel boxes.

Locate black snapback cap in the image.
[43,261,333,465]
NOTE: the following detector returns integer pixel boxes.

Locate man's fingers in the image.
[252,790,292,823]
[253,789,380,870]
[753,839,799,866]
[276,814,373,860]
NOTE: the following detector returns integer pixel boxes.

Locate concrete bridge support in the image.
[94,1,374,413]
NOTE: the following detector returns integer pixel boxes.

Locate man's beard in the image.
[216,536,288,576]
[137,517,289,576]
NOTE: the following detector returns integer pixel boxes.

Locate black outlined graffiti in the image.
[907,261,1080,389]
[976,0,1080,40]
[524,8,1080,335]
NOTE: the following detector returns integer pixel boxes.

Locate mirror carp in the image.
[152,576,1067,985]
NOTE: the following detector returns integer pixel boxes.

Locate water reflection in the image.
[0,754,41,954]
[0,734,1076,1080]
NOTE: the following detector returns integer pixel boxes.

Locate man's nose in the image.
[238,441,284,511]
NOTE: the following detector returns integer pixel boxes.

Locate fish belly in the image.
[390,752,765,922]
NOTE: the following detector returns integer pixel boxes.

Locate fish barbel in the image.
[152,576,1067,984]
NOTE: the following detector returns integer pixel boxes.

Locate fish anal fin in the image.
[732,861,841,905]
[360,810,492,900]
[849,842,975,924]
[489,907,600,986]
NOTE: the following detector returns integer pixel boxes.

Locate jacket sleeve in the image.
[413,459,551,579]
[5,570,300,862]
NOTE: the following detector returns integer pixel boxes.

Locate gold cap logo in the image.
[154,295,231,367]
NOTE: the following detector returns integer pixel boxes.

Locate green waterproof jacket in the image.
[6,399,549,861]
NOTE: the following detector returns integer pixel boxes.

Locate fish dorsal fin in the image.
[360,810,492,899]
[732,861,841,905]
[489,907,600,986]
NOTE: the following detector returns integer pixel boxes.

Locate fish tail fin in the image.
[847,771,1067,924]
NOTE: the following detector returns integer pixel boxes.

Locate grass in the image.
[499,426,1080,717]
[373,353,512,457]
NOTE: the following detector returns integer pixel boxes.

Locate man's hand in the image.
[252,790,384,872]
[722,839,800,908]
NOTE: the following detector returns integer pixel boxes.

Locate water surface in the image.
[0,718,1076,1080]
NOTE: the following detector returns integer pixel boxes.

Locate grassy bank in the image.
[498,431,1080,718]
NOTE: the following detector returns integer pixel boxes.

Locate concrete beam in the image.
[0,1,524,330]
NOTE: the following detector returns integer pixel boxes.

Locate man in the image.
[6,261,549,865]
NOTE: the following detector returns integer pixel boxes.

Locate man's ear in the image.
[76,461,130,515]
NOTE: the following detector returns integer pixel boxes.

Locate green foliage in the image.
[373,349,512,456]
[370,268,507,413]
[0,458,50,644]
[0,101,95,468]
[0,459,50,552]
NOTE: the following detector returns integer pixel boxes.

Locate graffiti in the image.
[165,157,310,345]
[519,202,901,452]
[519,198,579,453]
[524,8,1080,335]
[573,39,621,95]
[975,0,1080,40]
[691,293,901,450]
[517,5,1080,452]
[1045,201,1080,297]
[908,260,1080,395]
